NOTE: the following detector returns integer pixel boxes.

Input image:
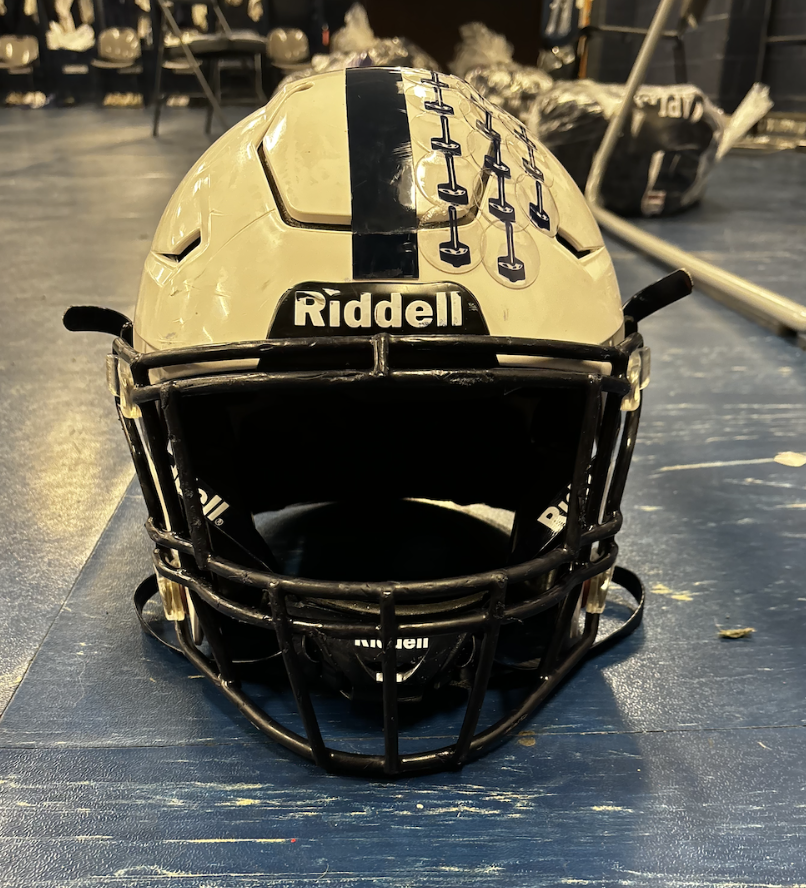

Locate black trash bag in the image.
[529,81,725,217]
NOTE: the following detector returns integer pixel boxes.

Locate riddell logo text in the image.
[294,291,465,330]
[170,461,230,523]
[270,282,488,338]
[537,487,570,533]
[354,638,429,650]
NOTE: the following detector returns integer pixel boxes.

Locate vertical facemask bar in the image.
[126,358,187,537]
[605,405,643,517]
[539,581,587,681]
[452,574,507,766]
[564,379,604,552]
[185,588,239,684]
[117,407,164,524]
[586,392,624,528]
[583,608,601,640]
[379,591,400,775]
[160,384,211,571]
[269,588,331,770]
[555,381,605,665]
[135,382,204,631]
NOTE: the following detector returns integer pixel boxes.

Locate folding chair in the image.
[90,0,143,103]
[0,35,40,96]
[755,0,806,90]
[151,0,266,136]
[0,0,44,98]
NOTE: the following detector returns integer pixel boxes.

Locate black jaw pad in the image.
[623,269,693,323]
[63,306,133,338]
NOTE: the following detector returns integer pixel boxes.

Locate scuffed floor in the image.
[0,106,805,887]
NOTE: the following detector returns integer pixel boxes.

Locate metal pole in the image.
[584,0,806,341]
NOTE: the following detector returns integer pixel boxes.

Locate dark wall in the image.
[761,0,806,114]
[584,0,806,114]
[719,0,768,113]
[362,0,544,70]
[587,0,735,104]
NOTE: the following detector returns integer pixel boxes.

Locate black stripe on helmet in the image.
[345,67,419,280]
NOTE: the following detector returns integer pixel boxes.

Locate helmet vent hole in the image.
[161,232,201,263]
[556,231,593,260]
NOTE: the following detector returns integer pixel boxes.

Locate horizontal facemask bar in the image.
[115,332,636,380]
[151,540,619,634]
[147,514,622,606]
[132,364,632,405]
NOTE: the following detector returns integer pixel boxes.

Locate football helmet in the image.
[66,68,691,776]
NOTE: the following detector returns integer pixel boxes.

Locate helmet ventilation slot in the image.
[160,232,202,263]
[556,230,593,260]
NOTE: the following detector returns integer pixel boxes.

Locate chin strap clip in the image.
[585,564,615,614]
[105,354,141,418]
[621,346,651,412]
[156,573,186,622]
[589,566,646,656]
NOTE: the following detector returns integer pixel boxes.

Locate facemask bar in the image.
[113,331,642,776]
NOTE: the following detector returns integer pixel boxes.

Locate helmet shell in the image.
[134,68,622,356]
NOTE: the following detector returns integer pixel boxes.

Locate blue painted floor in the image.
[631,149,806,307]
[1,107,805,887]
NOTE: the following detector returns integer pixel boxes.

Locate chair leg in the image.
[254,52,266,105]
[94,67,104,108]
[152,73,164,137]
[152,36,166,137]
[204,60,220,134]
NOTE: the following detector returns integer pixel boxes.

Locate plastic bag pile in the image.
[449,22,553,122]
